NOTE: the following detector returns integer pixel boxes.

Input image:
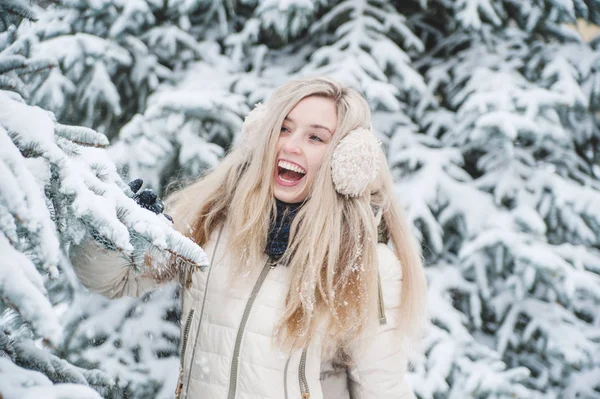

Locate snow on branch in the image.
[0,328,112,398]
[498,298,599,367]
[54,123,110,148]
[109,65,248,191]
[0,358,103,399]
[255,0,320,44]
[0,0,38,31]
[60,286,182,397]
[0,89,208,340]
[142,25,203,63]
[453,0,503,30]
[0,232,61,343]
[410,265,538,399]
[303,0,427,111]
[427,0,597,32]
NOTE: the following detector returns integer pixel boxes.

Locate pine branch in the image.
[0,54,27,74]
[17,57,58,76]
[12,340,113,387]
[0,0,38,22]
[1,35,34,57]
[54,123,109,148]
[0,75,28,98]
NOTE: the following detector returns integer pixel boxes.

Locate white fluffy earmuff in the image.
[331,127,380,197]
[238,102,267,153]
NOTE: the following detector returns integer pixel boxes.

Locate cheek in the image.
[307,149,329,174]
[275,138,283,152]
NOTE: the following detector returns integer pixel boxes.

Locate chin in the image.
[274,194,306,204]
[273,188,307,204]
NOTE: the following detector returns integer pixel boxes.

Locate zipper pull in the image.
[301,394,310,399]
[175,374,183,398]
[377,271,387,325]
[269,258,277,269]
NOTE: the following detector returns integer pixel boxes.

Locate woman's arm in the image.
[70,239,171,299]
[345,243,416,399]
[70,180,179,299]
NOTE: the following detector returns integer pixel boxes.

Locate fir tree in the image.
[25,0,212,139]
[59,285,184,398]
[400,3,600,397]
[0,2,207,397]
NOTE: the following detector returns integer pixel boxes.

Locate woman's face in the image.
[273,95,337,203]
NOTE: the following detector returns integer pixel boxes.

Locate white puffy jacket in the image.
[71,224,416,399]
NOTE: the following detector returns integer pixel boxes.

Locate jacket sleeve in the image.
[346,243,416,399]
[70,239,172,299]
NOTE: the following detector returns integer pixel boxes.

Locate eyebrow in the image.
[284,116,334,135]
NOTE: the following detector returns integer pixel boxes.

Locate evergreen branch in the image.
[12,339,113,387]
[54,123,109,148]
[0,35,32,57]
[0,75,28,98]
[0,54,27,74]
[131,229,208,271]
[0,0,38,22]
[162,245,208,271]
[54,135,81,156]
[16,57,58,76]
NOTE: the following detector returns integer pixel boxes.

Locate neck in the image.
[266,199,302,261]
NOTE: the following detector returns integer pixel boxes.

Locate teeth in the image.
[278,160,306,175]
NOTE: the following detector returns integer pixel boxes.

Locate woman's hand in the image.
[129,179,173,223]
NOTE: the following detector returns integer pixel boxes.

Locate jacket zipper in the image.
[283,355,291,399]
[299,346,310,398]
[182,226,224,398]
[377,271,387,325]
[227,259,275,399]
[175,309,195,397]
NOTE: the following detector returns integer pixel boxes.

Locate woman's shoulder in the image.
[202,222,229,258]
[376,243,402,282]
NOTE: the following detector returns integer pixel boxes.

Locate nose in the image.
[281,133,302,155]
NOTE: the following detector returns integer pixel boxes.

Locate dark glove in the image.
[129,179,173,223]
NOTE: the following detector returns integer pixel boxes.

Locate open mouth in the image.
[277,160,306,184]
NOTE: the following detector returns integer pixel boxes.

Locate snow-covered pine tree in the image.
[15,0,250,192]
[396,1,600,397]
[24,0,214,139]
[59,284,184,398]
[108,61,249,192]
[9,2,250,396]
[0,3,208,397]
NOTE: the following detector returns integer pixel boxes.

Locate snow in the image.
[1,0,600,397]
[61,285,181,396]
[0,358,102,399]
[36,34,132,72]
[31,69,77,115]
[2,90,208,265]
[0,233,62,343]
[1,73,207,396]
[0,105,61,275]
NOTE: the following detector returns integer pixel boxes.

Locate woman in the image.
[71,76,428,399]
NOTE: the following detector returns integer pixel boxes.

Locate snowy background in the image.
[1,0,600,398]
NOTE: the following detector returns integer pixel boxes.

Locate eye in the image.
[280,126,290,134]
[310,134,324,143]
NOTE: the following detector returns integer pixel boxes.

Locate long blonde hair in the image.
[167,76,427,354]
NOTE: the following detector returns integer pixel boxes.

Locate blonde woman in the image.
[71,76,428,399]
